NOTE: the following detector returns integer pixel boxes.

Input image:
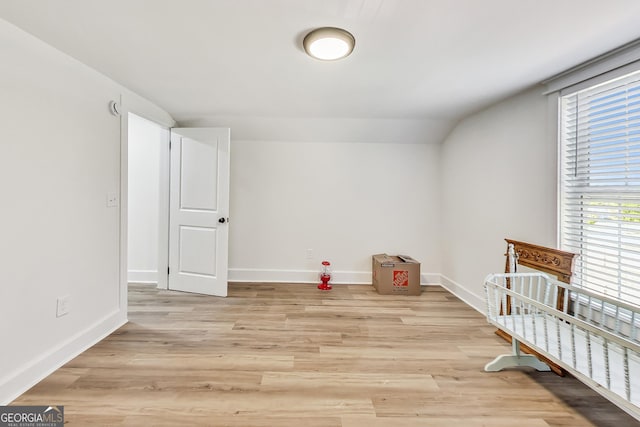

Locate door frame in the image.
[119,94,176,318]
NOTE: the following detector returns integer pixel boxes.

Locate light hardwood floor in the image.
[12,283,640,426]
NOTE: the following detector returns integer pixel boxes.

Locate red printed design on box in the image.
[393,270,409,287]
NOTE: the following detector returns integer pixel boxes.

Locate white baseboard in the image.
[439,274,485,314]
[128,269,158,284]
[228,268,440,286]
[228,268,366,284]
[422,273,441,285]
[0,309,126,405]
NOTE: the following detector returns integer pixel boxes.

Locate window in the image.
[559,69,640,306]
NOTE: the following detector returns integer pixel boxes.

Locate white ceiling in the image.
[2,0,640,130]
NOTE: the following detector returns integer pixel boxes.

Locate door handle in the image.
[218,217,228,224]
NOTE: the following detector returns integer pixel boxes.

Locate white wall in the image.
[439,85,557,311]
[0,18,171,403]
[127,113,163,283]
[227,139,442,284]
[0,10,559,404]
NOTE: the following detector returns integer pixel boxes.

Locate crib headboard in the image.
[499,239,578,375]
[504,239,577,284]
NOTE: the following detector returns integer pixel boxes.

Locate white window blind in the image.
[560,69,640,306]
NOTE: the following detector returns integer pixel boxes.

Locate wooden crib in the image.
[484,243,640,421]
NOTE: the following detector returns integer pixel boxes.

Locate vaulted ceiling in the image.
[2,0,640,141]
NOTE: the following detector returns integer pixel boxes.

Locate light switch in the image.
[57,295,70,317]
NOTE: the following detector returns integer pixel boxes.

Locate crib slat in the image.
[500,282,508,328]
[511,292,517,332]
[587,330,593,379]
[556,314,562,360]
[570,322,577,369]
[521,298,527,341]
[485,283,490,313]
[493,287,497,320]
[532,303,538,346]
[624,347,631,401]
[543,283,550,306]
[536,275,543,308]
[543,307,550,353]
[604,339,611,390]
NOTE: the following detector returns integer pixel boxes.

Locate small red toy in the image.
[318,260,332,290]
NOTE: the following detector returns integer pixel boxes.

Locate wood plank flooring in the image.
[11,283,640,426]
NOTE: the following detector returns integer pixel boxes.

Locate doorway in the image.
[126,112,170,289]
[123,112,231,302]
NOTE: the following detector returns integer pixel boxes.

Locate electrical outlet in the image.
[106,192,119,207]
[306,249,313,260]
[56,296,70,317]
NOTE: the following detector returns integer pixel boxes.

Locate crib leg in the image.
[485,339,551,372]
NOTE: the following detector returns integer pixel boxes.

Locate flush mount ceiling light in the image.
[303,27,355,61]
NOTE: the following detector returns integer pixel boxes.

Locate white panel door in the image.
[169,128,230,296]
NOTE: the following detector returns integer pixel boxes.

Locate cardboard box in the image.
[372,254,421,295]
